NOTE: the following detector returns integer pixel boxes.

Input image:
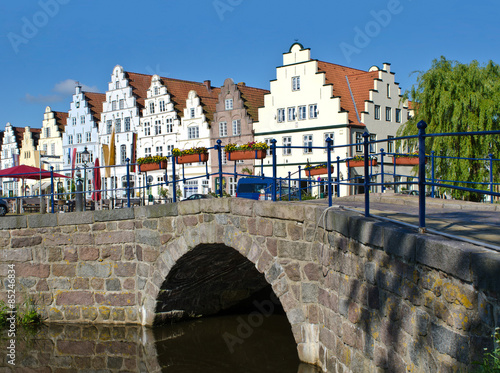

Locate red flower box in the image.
[392,157,424,165]
[306,166,334,177]
[347,159,378,168]
[227,149,267,161]
[176,153,209,164]
[139,160,167,172]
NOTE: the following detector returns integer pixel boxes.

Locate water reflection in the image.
[0,315,321,372]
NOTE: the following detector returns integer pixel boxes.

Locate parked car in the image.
[0,199,8,216]
[183,194,214,201]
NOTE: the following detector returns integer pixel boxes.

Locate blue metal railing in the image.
[2,121,499,231]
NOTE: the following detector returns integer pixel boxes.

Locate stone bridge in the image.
[0,198,499,372]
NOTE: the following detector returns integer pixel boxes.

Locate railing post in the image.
[380,148,385,193]
[50,166,55,214]
[363,132,370,217]
[279,177,282,201]
[417,120,427,232]
[489,153,494,204]
[431,150,435,198]
[217,139,223,198]
[288,172,291,201]
[271,139,277,201]
[326,137,332,207]
[172,154,177,203]
[126,158,131,208]
[336,156,340,198]
[298,166,302,201]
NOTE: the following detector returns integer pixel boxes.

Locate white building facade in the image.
[0,123,22,196]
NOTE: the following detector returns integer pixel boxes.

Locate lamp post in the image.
[80,147,90,211]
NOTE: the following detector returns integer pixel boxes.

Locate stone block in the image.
[16,263,50,278]
[52,264,76,277]
[200,197,230,213]
[265,262,284,283]
[72,233,94,246]
[114,262,137,277]
[58,211,94,226]
[348,215,383,248]
[254,201,305,222]
[106,278,121,291]
[135,229,160,247]
[471,251,500,295]
[77,263,112,278]
[302,283,319,303]
[95,209,134,222]
[230,198,254,216]
[101,245,122,261]
[11,235,42,248]
[0,248,32,262]
[56,291,93,305]
[138,203,178,218]
[73,277,89,290]
[177,200,201,215]
[325,209,352,236]
[0,215,27,229]
[95,231,135,245]
[431,322,469,363]
[380,223,417,261]
[95,292,136,306]
[57,340,95,355]
[28,213,58,228]
[277,240,310,260]
[79,246,99,261]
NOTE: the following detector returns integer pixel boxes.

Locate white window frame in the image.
[303,134,313,154]
[395,109,401,123]
[190,108,195,118]
[298,106,307,120]
[283,136,292,155]
[225,99,233,110]
[309,104,318,119]
[232,120,241,136]
[149,102,155,114]
[124,117,131,132]
[277,108,285,123]
[355,132,363,152]
[288,107,296,121]
[386,107,391,121]
[219,122,228,137]
[292,76,300,91]
[115,118,121,133]
[387,136,394,154]
[374,105,380,120]
[144,122,151,136]
[324,133,334,150]
[188,126,199,139]
[76,133,82,144]
[85,132,91,142]
[369,134,376,153]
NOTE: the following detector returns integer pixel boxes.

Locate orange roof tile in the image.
[237,85,269,122]
[54,111,68,134]
[29,128,41,147]
[125,72,152,110]
[12,126,25,147]
[317,61,378,126]
[83,92,106,124]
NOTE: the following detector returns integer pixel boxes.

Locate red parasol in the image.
[92,158,101,202]
[0,165,68,180]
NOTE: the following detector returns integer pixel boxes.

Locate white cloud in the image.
[24,79,100,105]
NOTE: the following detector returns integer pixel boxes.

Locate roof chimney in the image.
[204,80,211,92]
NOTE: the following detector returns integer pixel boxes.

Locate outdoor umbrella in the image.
[0,165,67,180]
[92,158,101,202]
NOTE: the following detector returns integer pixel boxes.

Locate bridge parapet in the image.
[0,199,498,372]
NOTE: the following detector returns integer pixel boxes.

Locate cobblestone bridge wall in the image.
[0,198,498,372]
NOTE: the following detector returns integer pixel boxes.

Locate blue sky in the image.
[1,0,499,131]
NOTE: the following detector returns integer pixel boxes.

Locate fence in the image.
[2,121,499,231]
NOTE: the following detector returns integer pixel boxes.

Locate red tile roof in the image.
[125,72,152,110]
[237,85,269,122]
[13,126,25,147]
[29,128,41,147]
[317,61,379,126]
[54,111,68,134]
[83,92,106,124]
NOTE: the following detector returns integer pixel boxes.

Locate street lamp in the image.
[80,147,90,210]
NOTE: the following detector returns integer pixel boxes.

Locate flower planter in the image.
[176,153,209,164]
[347,159,378,168]
[392,157,424,165]
[139,160,167,172]
[306,167,334,177]
[227,149,267,161]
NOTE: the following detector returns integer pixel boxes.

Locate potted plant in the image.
[391,152,425,165]
[304,163,334,177]
[347,155,378,168]
[172,147,209,164]
[137,156,168,172]
[224,141,269,161]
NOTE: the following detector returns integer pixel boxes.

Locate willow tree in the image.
[398,57,500,201]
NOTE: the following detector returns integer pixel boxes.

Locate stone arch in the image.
[140,217,319,365]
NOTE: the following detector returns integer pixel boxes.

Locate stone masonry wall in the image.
[0,198,499,373]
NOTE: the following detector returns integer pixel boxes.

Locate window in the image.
[68,135,73,145]
[80,115,85,124]
[324,133,334,150]
[374,105,380,120]
[309,104,318,119]
[225,99,233,110]
[154,87,159,96]
[387,84,391,98]
[303,135,313,154]
[355,132,363,152]
[166,145,174,156]
[45,127,51,138]
[190,108,195,118]
[145,147,151,157]
[72,117,77,126]
[124,117,130,132]
[107,120,112,134]
[386,107,391,121]
[51,143,55,155]
[298,106,307,120]
[149,102,155,114]
[370,134,376,153]
[277,108,285,123]
[156,146,163,156]
[395,109,401,123]
[120,145,126,164]
[232,120,241,136]
[219,122,228,137]
[387,136,394,154]
[159,100,166,112]
[115,81,120,89]
[155,120,161,135]
[112,101,117,111]
[221,149,227,165]
[288,107,296,121]
[265,138,273,156]
[116,118,121,133]
[166,118,173,133]
[292,76,300,91]
[76,133,82,144]
[283,136,292,155]
[119,99,125,109]
[42,144,47,152]
[188,126,199,139]
[228,177,237,196]
[144,122,151,136]
[86,132,91,142]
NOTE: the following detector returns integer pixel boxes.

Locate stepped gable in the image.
[54,111,68,134]
[83,92,106,124]
[317,61,378,126]
[237,84,269,122]
[125,71,153,110]
[161,77,221,123]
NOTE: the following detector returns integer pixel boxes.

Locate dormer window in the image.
[225,99,233,110]
[190,108,195,118]
[292,76,300,91]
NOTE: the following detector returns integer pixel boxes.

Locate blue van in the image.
[236,177,299,200]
